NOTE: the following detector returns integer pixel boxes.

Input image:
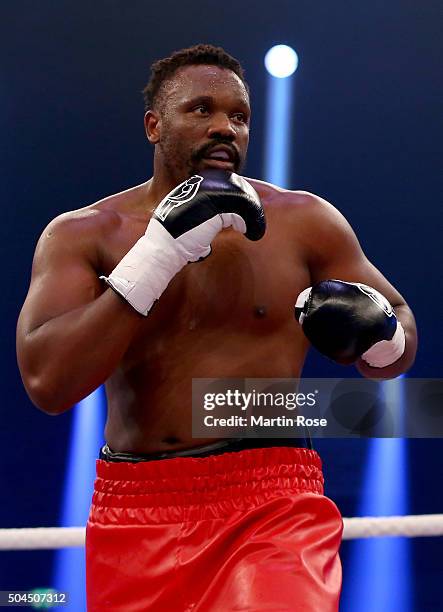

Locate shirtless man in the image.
[17,44,417,611]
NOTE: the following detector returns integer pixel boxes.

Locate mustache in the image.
[191,140,241,167]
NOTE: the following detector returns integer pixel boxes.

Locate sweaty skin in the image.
[17,65,417,453]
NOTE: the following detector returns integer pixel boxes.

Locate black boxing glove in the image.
[294,279,406,367]
[101,170,266,315]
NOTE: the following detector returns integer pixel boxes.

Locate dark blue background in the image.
[1,1,442,610]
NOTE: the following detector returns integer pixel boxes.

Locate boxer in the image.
[17,44,417,611]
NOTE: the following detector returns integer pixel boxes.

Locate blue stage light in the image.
[265,45,299,78]
[263,46,299,187]
[341,378,412,612]
[53,387,106,612]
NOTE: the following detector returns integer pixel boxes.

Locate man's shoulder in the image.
[244,177,339,218]
[44,182,148,239]
[243,177,357,258]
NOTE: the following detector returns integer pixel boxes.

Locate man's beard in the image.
[159,137,246,179]
[189,140,245,174]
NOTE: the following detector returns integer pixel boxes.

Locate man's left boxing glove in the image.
[294,279,406,367]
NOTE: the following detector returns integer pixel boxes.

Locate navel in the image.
[254,305,267,318]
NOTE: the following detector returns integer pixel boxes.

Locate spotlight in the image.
[264,45,299,78]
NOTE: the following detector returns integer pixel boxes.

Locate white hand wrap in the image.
[361,321,406,368]
[101,213,245,316]
[294,286,312,325]
[100,171,265,316]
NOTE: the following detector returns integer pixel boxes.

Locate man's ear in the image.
[144,110,160,144]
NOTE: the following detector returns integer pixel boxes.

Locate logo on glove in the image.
[342,281,394,317]
[156,175,204,221]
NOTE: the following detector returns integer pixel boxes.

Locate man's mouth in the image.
[201,145,238,169]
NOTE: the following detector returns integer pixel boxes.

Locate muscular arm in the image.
[298,193,417,379]
[16,212,143,414]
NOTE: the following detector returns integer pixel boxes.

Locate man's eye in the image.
[193,105,209,114]
[233,113,247,123]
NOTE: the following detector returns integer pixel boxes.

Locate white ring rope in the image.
[0,515,442,550]
[343,514,443,540]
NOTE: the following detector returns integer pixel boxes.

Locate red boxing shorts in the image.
[86,447,342,611]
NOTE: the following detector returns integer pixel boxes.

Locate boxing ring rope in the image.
[0,515,442,550]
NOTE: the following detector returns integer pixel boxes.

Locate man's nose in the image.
[207,113,236,140]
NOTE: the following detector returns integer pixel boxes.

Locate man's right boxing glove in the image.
[101,170,266,315]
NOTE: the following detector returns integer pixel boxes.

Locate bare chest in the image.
[99,210,311,359]
[173,229,308,329]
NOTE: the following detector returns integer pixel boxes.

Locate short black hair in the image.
[142,44,249,112]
